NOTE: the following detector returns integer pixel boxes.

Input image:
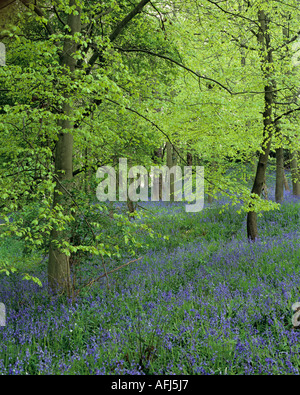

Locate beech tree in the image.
[1,0,197,293]
[166,0,300,240]
[1,0,168,293]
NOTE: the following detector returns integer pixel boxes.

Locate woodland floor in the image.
[0,180,300,374]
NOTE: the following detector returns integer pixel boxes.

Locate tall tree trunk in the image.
[283,171,290,191]
[290,150,300,196]
[207,162,216,204]
[153,146,163,200]
[48,3,81,294]
[127,159,137,218]
[207,191,213,204]
[166,141,177,202]
[247,10,274,241]
[276,14,291,194]
[127,175,137,219]
[187,151,193,166]
[275,146,284,202]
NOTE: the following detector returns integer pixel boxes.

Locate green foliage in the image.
[0,238,42,286]
[0,0,299,286]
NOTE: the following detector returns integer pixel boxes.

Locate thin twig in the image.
[74,256,143,297]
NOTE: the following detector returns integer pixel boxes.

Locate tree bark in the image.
[207,162,216,204]
[153,146,163,200]
[247,10,274,241]
[290,150,300,196]
[48,3,81,294]
[283,171,290,191]
[166,141,177,202]
[187,151,193,166]
[275,146,284,202]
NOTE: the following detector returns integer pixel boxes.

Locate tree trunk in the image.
[48,3,81,294]
[283,172,290,191]
[290,151,300,196]
[187,151,193,166]
[275,147,284,202]
[153,146,163,200]
[127,160,137,219]
[166,141,177,202]
[207,162,216,204]
[247,10,274,241]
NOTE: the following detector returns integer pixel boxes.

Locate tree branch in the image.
[105,97,232,196]
[206,0,262,31]
[110,0,151,42]
[221,30,257,50]
[52,5,66,27]
[274,106,300,123]
[20,0,54,35]
[87,0,151,71]
[114,46,233,94]
[105,97,187,163]
[115,46,290,96]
